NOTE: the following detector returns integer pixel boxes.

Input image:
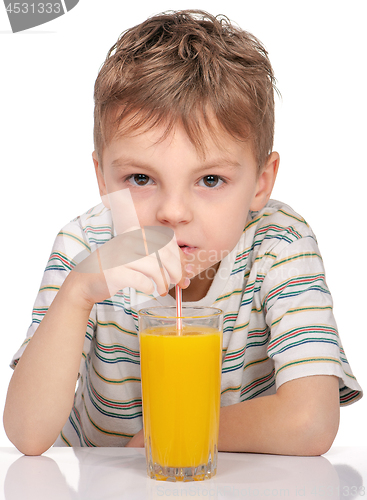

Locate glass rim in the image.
[138,306,223,319]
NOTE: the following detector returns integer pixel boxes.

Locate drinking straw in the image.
[176,284,182,335]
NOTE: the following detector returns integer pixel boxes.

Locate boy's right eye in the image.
[127,174,152,186]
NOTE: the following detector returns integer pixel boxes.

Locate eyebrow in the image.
[110,156,242,172]
[111,157,152,170]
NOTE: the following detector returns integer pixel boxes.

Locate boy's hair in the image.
[94,10,278,168]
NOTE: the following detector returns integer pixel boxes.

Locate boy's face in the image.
[94,121,278,296]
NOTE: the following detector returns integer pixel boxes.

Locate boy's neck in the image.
[169,262,220,302]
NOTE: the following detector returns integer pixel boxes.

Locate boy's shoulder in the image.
[51,203,113,267]
[62,202,113,247]
[244,199,317,256]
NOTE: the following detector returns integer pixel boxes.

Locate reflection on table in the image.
[1,447,365,500]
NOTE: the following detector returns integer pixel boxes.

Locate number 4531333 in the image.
[6,3,62,14]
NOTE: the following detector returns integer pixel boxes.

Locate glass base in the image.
[146,448,217,481]
[147,462,217,482]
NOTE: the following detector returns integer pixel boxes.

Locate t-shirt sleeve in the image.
[260,235,362,406]
[10,218,97,374]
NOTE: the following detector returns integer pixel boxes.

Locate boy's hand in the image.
[72,226,189,307]
[125,428,144,448]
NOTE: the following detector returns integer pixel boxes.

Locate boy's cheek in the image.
[101,188,141,233]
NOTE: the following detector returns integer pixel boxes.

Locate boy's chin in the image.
[188,262,222,282]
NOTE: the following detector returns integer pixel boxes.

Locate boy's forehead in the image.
[105,109,255,163]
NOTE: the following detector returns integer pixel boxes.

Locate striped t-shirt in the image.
[11,199,363,447]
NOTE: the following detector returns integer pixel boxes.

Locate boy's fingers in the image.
[121,252,172,296]
[73,225,191,295]
[176,249,191,289]
[75,226,176,274]
[157,243,183,282]
[103,265,155,297]
[142,226,174,254]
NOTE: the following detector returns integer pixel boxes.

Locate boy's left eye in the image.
[199,175,224,188]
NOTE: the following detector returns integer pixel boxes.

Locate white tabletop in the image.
[0,446,366,500]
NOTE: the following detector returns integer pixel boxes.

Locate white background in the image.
[0,1,366,449]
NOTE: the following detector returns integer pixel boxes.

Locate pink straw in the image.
[176,284,182,334]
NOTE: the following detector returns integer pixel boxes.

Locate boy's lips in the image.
[177,241,197,255]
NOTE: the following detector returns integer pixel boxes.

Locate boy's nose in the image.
[156,192,193,226]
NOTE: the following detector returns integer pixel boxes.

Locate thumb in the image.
[177,252,193,290]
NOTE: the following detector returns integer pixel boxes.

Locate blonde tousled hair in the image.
[94,10,278,168]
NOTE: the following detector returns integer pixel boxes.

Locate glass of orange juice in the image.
[138,306,223,481]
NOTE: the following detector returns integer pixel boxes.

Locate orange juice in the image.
[140,325,222,472]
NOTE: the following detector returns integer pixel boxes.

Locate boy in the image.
[3,10,362,456]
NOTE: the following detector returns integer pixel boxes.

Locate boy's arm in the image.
[4,233,188,456]
[3,273,94,456]
[218,375,340,456]
[126,375,340,454]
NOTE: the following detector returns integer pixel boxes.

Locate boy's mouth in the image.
[178,242,197,255]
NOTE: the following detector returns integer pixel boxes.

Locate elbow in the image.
[12,439,51,457]
[5,430,52,456]
[300,431,336,457]
[294,405,340,457]
[3,411,52,456]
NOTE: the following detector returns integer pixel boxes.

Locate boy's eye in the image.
[129,174,151,186]
[199,175,223,188]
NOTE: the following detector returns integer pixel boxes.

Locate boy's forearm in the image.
[3,272,93,456]
[218,375,340,456]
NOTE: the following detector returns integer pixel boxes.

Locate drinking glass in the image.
[139,306,223,481]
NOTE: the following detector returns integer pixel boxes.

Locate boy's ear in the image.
[250,152,280,212]
[92,151,110,208]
